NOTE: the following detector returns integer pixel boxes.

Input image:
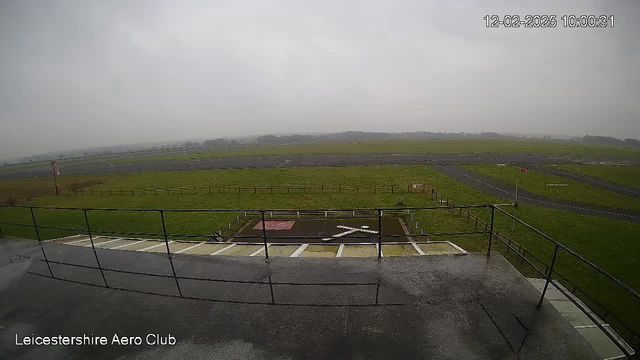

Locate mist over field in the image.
[1,0,639,160]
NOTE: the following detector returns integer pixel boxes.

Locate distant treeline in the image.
[202,131,516,148]
[581,135,640,147]
[5,131,639,166]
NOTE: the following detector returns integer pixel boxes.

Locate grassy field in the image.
[99,138,640,165]
[556,164,640,189]
[4,138,639,173]
[0,174,114,205]
[462,164,640,212]
[1,165,639,338]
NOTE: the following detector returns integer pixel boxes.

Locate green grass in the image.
[1,165,639,338]
[556,164,640,190]
[5,138,639,172]
[48,138,639,167]
[0,174,114,204]
[462,164,640,212]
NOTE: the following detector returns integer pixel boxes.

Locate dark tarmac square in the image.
[233,218,408,244]
[0,238,600,360]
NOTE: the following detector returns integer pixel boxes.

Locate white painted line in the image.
[111,240,146,249]
[249,244,271,256]
[139,241,173,252]
[411,242,425,256]
[447,241,469,256]
[64,237,93,245]
[574,324,611,329]
[290,244,309,257]
[87,238,122,247]
[210,243,236,256]
[46,234,85,243]
[377,243,384,258]
[336,225,379,234]
[336,244,345,257]
[175,242,205,254]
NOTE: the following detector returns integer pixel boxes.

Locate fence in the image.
[55,184,430,196]
[0,202,637,357]
[0,204,498,309]
[426,188,639,358]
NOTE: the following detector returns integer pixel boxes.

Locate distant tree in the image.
[624,138,640,147]
[582,135,624,146]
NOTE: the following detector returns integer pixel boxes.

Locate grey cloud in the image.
[0,0,639,160]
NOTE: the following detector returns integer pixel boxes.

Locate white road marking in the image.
[210,243,236,255]
[86,238,121,247]
[111,240,147,249]
[336,244,345,257]
[447,241,469,256]
[290,244,309,257]
[322,225,379,241]
[411,242,425,256]
[64,237,93,245]
[441,165,640,219]
[249,244,271,256]
[139,241,173,252]
[46,234,85,243]
[175,242,205,254]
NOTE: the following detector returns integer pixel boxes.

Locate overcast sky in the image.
[1,0,639,160]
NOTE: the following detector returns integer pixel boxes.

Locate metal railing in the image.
[0,203,500,309]
[1,202,637,357]
[425,188,639,358]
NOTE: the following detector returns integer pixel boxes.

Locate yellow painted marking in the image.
[300,245,339,258]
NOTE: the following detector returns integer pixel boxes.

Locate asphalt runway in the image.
[520,164,640,199]
[0,152,624,179]
[429,164,640,224]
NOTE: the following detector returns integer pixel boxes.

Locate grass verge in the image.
[462,164,640,212]
[556,164,640,190]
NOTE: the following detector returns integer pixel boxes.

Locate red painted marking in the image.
[253,221,296,230]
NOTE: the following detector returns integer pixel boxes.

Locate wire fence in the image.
[0,199,637,357]
[427,188,639,358]
[55,184,430,196]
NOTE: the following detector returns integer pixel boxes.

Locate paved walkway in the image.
[0,238,599,360]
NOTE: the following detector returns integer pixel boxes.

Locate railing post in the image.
[377,209,383,260]
[261,211,269,260]
[30,207,53,277]
[487,206,495,256]
[268,275,275,305]
[83,209,109,287]
[160,210,183,297]
[537,244,560,308]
